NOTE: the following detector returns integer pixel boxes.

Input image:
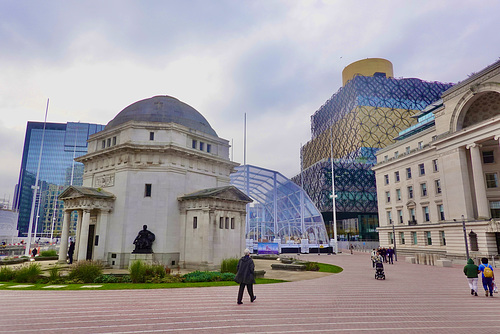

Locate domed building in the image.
[57,96,251,269]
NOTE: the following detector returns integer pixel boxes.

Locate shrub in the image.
[183,271,236,283]
[48,265,61,281]
[68,261,103,283]
[94,274,120,283]
[0,266,16,282]
[40,250,57,257]
[220,258,239,274]
[129,260,147,283]
[304,261,320,271]
[15,263,42,283]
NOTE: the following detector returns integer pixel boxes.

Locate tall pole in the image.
[462,215,470,259]
[25,98,49,256]
[330,127,338,254]
[391,220,397,261]
[50,195,58,243]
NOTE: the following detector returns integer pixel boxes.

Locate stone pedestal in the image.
[129,253,154,268]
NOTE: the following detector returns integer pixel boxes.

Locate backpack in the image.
[483,265,493,278]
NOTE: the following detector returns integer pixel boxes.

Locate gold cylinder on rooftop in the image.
[342,58,394,86]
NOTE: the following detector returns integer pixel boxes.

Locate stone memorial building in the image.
[58,95,251,269]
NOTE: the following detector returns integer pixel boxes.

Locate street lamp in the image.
[462,215,470,260]
[391,219,397,262]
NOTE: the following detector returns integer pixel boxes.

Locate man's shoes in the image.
[485,290,489,297]
[237,301,243,305]
[471,289,474,295]
[491,292,494,297]
[475,292,478,296]
[251,296,256,302]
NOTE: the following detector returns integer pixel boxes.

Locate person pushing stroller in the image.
[373,251,385,280]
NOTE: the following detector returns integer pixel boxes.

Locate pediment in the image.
[59,185,115,200]
[179,186,252,203]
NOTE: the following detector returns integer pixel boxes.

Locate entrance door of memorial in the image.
[86,224,95,260]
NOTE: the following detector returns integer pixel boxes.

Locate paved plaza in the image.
[1,252,499,333]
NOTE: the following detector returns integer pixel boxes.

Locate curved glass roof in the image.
[230,165,329,243]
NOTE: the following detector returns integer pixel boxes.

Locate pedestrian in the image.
[32,247,37,257]
[370,249,377,268]
[463,258,479,296]
[68,240,75,264]
[478,258,495,297]
[387,247,394,264]
[235,248,256,305]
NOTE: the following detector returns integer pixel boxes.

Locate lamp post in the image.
[391,219,397,262]
[462,215,470,260]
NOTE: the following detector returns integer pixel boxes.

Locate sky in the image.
[1,0,500,205]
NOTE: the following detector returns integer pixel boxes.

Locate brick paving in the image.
[1,252,499,333]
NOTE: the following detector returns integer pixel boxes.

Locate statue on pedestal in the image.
[132,224,155,253]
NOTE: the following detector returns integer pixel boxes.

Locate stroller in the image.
[374,261,385,280]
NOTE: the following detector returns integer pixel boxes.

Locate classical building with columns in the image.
[373,60,500,260]
[57,95,251,269]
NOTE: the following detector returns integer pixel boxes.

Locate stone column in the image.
[77,209,91,261]
[467,143,490,219]
[74,210,83,261]
[58,210,71,263]
[95,209,110,261]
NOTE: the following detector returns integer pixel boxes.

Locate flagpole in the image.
[25,98,49,256]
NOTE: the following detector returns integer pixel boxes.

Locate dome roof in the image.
[105,95,218,137]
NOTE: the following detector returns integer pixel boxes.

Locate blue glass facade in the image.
[14,122,105,237]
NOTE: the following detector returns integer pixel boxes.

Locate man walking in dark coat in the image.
[235,248,256,305]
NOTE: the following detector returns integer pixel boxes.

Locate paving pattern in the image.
[1,252,499,334]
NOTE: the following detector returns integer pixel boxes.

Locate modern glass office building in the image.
[14,122,105,237]
[230,165,329,249]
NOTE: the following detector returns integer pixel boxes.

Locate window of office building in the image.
[419,163,425,176]
[230,218,235,229]
[486,173,499,188]
[396,189,401,201]
[412,231,417,245]
[407,186,413,199]
[421,183,427,197]
[406,167,412,179]
[200,142,204,151]
[397,210,403,224]
[225,217,229,229]
[491,201,500,218]
[384,174,389,185]
[400,232,405,245]
[389,232,394,245]
[387,211,392,224]
[395,171,400,182]
[409,208,416,222]
[394,151,399,158]
[438,204,445,220]
[440,231,446,246]
[482,150,494,164]
[426,231,432,245]
[107,138,111,147]
[386,191,390,203]
[192,140,197,149]
[149,132,154,141]
[423,206,430,222]
[406,146,410,154]
[102,140,106,149]
[112,136,117,145]
[219,217,224,229]
[193,217,198,229]
[432,159,438,172]
[207,144,212,153]
[435,179,442,194]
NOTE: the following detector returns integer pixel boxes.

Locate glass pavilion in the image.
[230,165,329,246]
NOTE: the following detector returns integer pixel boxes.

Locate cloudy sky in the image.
[1,0,499,204]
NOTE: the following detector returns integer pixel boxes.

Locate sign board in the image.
[257,242,279,255]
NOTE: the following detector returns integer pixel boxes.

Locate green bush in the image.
[0,266,16,281]
[183,271,236,283]
[129,261,168,283]
[68,261,103,283]
[220,257,239,274]
[40,250,57,257]
[129,260,147,283]
[48,265,61,281]
[94,274,120,283]
[15,263,42,283]
[304,261,320,271]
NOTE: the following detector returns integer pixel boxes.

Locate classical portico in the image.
[58,186,115,263]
